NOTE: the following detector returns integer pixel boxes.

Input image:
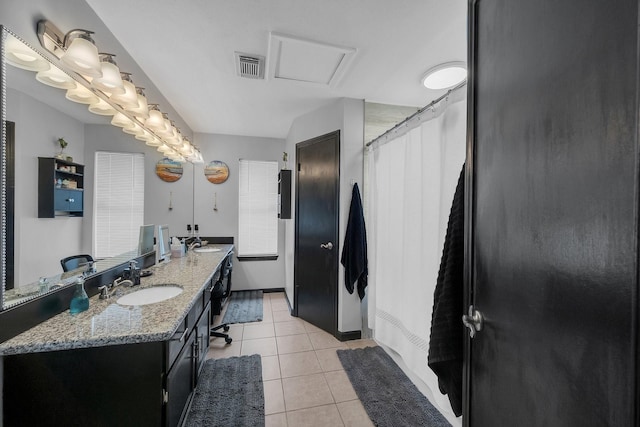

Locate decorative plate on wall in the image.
[155,158,183,182]
[205,160,229,184]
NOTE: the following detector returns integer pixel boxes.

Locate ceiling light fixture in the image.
[421,61,467,90]
[31,19,204,163]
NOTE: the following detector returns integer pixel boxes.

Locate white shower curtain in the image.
[365,97,466,419]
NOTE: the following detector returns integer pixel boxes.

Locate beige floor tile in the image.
[241,337,278,356]
[315,348,344,372]
[271,300,290,312]
[274,320,307,336]
[276,334,313,354]
[345,339,377,349]
[264,379,286,415]
[282,373,335,411]
[243,322,276,340]
[309,331,349,350]
[263,299,273,312]
[273,310,297,322]
[262,310,274,322]
[286,404,344,427]
[206,340,241,359]
[262,355,281,381]
[337,400,375,427]
[265,412,288,427]
[324,370,358,403]
[279,351,322,378]
[302,321,324,334]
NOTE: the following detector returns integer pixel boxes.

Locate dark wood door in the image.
[466,0,639,426]
[295,131,340,335]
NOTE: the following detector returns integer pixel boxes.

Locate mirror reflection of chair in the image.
[60,254,94,272]
[210,254,233,344]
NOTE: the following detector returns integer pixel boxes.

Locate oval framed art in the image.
[155,158,183,182]
[205,160,229,184]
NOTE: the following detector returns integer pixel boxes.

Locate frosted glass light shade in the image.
[145,136,162,147]
[88,98,116,116]
[61,36,102,78]
[36,66,76,89]
[127,93,150,119]
[111,112,134,128]
[179,142,194,156]
[110,79,138,108]
[65,84,99,104]
[92,60,125,94]
[145,109,165,132]
[422,62,467,90]
[122,122,145,136]
[5,36,50,71]
[135,128,154,142]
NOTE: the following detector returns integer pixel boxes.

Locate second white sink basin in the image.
[117,285,183,306]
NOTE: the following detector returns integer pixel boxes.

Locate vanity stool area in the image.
[0,245,233,427]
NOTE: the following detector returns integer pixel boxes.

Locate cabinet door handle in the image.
[67,198,75,203]
[178,328,189,343]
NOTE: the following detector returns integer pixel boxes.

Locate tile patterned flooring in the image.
[206,291,377,427]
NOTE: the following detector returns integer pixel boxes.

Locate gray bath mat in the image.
[221,290,263,324]
[337,346,451,427]
[184,355,264,426]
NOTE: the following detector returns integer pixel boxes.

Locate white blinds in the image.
[94,152,145,258]
[238,159,278,257]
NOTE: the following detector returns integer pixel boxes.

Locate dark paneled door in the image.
[466,0,638,426]
[295,131,340,335]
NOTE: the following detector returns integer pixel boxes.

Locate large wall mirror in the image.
[1,26,162,310]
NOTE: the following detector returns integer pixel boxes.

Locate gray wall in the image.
[284,97,365,334]
[194,133,286,291]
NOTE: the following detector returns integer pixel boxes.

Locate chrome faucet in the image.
[98,277,134,299]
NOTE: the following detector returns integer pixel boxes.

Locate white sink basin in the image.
[193,247,221,253]
[116,285,183,306]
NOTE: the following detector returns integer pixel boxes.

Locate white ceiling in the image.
[85,0,467,139]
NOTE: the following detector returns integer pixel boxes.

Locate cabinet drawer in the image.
[194,302,211,382]
[185,291,204,331]
[167,318,188,371]
[165,331,196,427]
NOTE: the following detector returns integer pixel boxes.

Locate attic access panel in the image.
[268,32,356,87]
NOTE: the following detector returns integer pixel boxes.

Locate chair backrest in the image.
[60,254,94,272]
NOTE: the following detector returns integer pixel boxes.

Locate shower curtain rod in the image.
[365,80,467,148]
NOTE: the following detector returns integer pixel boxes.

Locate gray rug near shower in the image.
[337,346,451,427]
[221,290,263,324]
[184,355,264,427]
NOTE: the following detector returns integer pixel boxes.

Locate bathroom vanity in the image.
[0,244,233,427]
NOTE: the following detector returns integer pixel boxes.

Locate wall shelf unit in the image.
[38,157,84,218]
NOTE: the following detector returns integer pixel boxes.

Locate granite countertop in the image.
[0,244,233,356]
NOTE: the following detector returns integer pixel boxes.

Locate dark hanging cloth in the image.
[341,183,368,300]
[428,164,465,417]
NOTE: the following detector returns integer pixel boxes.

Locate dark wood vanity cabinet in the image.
[3,296,212,427]
[38,157,85,218]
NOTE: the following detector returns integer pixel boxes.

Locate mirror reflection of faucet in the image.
[98,277,134,300]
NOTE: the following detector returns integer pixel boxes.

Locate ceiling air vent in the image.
[235,52,265,79]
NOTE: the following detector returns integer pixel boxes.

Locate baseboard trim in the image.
[336,330,362,342]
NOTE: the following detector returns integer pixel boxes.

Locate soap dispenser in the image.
[69,276,89,316]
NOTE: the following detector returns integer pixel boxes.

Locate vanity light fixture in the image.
[65,84,99,104]
[5,35,50,71]
[421,61,467,90]
[110,72,138,108]
[33,19,204,164]
[92,54,125,95]
[36,65,77,89]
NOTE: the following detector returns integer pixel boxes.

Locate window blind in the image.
[94,152,145,258]
[238,159,278,257]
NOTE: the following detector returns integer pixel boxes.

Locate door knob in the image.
[462,305,483,338]
[320,242,334,250]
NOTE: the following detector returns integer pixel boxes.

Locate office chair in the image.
[60,254,94,272]
[210,254,233,344]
